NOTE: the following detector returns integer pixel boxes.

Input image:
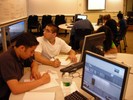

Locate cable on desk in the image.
[62,71,82,79]
[69,72,82,79]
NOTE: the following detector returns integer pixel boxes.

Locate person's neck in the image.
[49,39,55,45]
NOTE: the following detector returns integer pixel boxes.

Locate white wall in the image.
[0,0,27,24]
[27,0,85,16]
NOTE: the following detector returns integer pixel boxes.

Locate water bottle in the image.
[62,72,72,86]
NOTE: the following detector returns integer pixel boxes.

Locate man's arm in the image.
[34,52,60,68]
[30,60,41,80]
[7,72,50,94]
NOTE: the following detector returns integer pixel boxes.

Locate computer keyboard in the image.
[65,90,88,100]
[60,62,84,73]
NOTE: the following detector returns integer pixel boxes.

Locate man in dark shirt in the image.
[117,13,127,36]
[70,19,94,50]
[0,33,50,100]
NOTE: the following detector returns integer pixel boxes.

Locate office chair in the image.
[70,29,92,51]
[55,15,67,35]
[27,15,40,33]
[42,15,53,29]
[55,15,66,26]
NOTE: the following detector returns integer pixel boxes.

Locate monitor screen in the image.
[81,51,130,100]
[77,15,87,20]
[80,32,105,62]
[9,21,25,40]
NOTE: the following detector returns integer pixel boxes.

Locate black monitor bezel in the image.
[80,32,105,62]
[81,50,130,100]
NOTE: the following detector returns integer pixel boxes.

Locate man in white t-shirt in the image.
[35,24,77,68]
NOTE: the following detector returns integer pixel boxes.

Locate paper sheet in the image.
[54,55,71,66]
[23,92,55,100]
[24,71,59,91]
[104,53,117,59]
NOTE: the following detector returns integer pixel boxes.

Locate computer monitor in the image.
[77,15,87,20]
[9,21,25,40]
[81,51,130,100]
[80,32,105,62]
[74,14,87,22]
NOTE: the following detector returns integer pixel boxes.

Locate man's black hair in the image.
[15,33,39,48]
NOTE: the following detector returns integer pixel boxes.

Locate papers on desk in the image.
[24,71,59,91]
[32,79,59,91]
[23,92,55,100]
[54,55,71,66]
[104,53,117,59]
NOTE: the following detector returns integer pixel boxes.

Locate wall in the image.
[27,0,85,16]
[85,0,123,23]
[0,0,27,25]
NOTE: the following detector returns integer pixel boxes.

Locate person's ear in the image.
[19,45,26,52]
[53,32,57,36]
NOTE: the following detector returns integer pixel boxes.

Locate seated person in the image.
[35,24,77,68]
[96,25,118,54]
[0,33,50,100]
[97,15,104,25]
[70,18,94,50]
[103,14,119,42]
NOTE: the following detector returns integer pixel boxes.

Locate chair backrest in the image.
[55,15,66,26]
[42,15,53,29]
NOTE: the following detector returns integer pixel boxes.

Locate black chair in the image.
[42,15,53,29]
[27,15,40,33]
[55,15,67,35]
[55,15,66,26]
[70,29,92,50]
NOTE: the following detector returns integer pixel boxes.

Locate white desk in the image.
[58,23,100,32]
[9,53,133,100]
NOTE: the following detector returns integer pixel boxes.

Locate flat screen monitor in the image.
[80,32,105,62]
[81,51,130,100]
[9,21,25,40]
[0,21,25,45]
[74,14,87,22]
[77,15,87,20]
[88,0,106,10]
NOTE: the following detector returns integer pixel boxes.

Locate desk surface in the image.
[58,23,100,31]
[9,53,133,100]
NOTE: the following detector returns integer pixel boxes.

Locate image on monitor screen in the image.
[9,21,25,40]
[77,15,87,20]
[80,32,105,62]
[81,51,130,100]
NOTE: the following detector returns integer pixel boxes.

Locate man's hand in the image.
[52,59,61,68]
[67,54,77,63]
[41,72,50,84]
[31,69,41,80]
